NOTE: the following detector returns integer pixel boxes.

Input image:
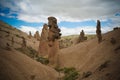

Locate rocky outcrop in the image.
[76,30,87,43]
[47,16,61,64]
[28,31,32,38]
[21,37,26,48]
[96,20,102,43]
[34,31,40,41]
[38,17,61,64]
[11,37,14,46]
[38,24,49,56]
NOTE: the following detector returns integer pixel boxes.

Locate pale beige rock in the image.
[28,31,32,38]
[21,37,26,48]
[96,20,102,43]
[34,31,40,41]
[47,16,61,64]
[38,24,49,56]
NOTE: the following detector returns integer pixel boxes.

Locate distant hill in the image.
[59,34,96,49]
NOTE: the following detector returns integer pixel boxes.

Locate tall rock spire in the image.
[38,24,49,56]
[96,20,102,43]
[47,16,61,64]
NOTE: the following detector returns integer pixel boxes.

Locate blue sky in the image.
[0,0,120,36]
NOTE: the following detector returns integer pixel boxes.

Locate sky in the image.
[0,0,120,36]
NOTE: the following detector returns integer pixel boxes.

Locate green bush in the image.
[15,46,38,58]
[16,47,49,65]
[36,56,49,65]
[15,34,21,38]
[55,67,79,80]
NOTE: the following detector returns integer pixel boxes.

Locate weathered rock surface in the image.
[38,24,49,56]
[28,31,32,38]
[47,16,61,64]
[34,31,40,41]
[76,30,87,43]
[96,20,102,43]
[21,37,26,48]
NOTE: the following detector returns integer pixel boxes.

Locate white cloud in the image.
[60,26,112,36]
[1,0,120,23]
[19,26,42,35]
[19,25,113,36]
[0,13,5,16]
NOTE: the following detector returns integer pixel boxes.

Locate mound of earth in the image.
[58,29,120,80]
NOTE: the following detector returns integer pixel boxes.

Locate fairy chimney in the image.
[96,20,102,43]
[21,37,26,48]
[76,30,87,43]
[34,31,40,41]
[28,31,32,38]
[11,37,14,46]
[47,16,61,64]
[38,24,49,56]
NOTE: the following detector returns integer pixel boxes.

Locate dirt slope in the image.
[0,21,59,80]
[0,20,39,51]
[58,29,120,80]
[0,48,58,80]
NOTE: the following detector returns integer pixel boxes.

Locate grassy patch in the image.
[15,47,49,65]
[36,56,49,65]
[15,46,38,58]
[15,34,22,38]
[55,67,79,80]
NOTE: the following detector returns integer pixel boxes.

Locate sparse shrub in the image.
[55,67,79,80]
[15,46,38,58]
[15,34,21,38]
[98,60,110,71]
[15,47,49,65]
[110,37,116,45]
[82,71,92,79]
[36,56,49,65]
[27,47,38,56]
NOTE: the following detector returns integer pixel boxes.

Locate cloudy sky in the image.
[0,0,120,36]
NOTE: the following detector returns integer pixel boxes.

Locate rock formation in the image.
[96,20,102,43]
[11,37,14,46]
[21,37,26,48]
[38,24,49,56]
[47,16,61,64]
[6,43,11,50]
[28,31,32,38]
[110,37,116,45]
[76,30,87,43]
[34,31,40,40]
[80,30,87,42]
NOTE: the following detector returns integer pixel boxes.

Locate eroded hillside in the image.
[57,29,120,80]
